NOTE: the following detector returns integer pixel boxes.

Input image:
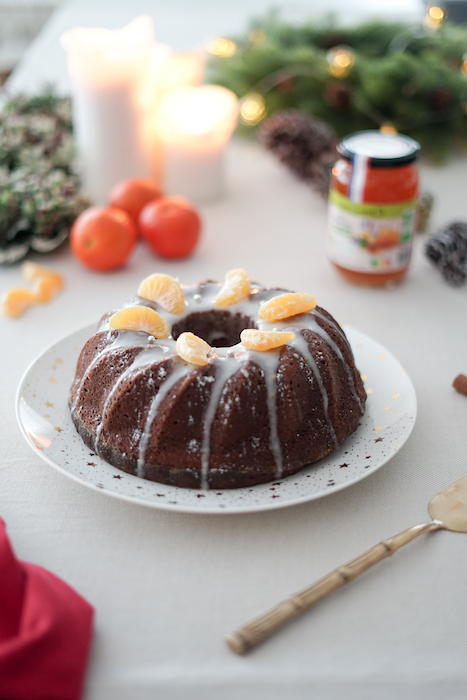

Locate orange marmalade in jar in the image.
[327,130,420,287]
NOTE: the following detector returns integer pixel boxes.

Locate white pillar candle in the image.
[156,85,238,203]
[157,50,206,94]
[61,16,156,205]
[144,47,206,183]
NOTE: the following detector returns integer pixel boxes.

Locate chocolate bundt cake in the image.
[70,270,366,489]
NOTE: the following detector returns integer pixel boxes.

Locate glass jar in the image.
[327,130,420,287]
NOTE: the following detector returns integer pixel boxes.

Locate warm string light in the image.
[239,93,266,126]
[380,123,398,135]
[326,45,355,78]
[424,4,446,29]
[205,37,237,58]
[233,22,466,132]
[461,52,467,77]
[249,29,267,45]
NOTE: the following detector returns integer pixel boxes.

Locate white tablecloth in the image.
[2,2,467,699]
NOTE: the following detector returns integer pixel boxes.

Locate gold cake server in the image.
[226,474,467,655]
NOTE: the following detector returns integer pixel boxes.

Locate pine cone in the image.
[415,190,434,233]
[260,110,335,180]
[428,88,453,112]
[308,148,337,198]
[323,82,352,110]
[275,72,295,94]
[321,33,348,49]
[426,221,467,286]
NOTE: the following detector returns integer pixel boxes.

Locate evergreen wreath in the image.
[208,13,467,162]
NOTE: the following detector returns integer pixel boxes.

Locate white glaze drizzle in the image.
[290,333,339,448]
[310,316,364,412]
[93,346,166,455]
[312,309,364,411]
[267,311,364,413]
[245,349,283,479]
[71,330,171,414]
[199,356,241,490]
[136,361,188,478]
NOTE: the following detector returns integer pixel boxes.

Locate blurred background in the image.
[0,0,437,87]
[0,0,58,83]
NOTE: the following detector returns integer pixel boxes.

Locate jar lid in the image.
[337,130,420,167]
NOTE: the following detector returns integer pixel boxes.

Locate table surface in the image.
[2,2,467,699]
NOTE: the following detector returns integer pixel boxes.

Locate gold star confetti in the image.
[392,393,400,399]
[361,374,368,381]
[49,377,56,384]
[44,414,50,418]
[384,406,391,411]
[375,437,384,443]
[45,401,53,407]
[366,388,373,394]
[375,425,383,431]
[54,426,62,433]
[378,354,386,361]
[56,358,63,364]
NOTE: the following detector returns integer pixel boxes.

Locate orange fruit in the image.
[108,178,162,225]
[139,196,201,259]
[70,206,137,272]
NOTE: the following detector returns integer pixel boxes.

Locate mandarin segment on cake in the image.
[214,268,251,307]
[69,270,366,489]
[258,293,316,322]
[240,329,296,351]
[176,332,212,366]
[137,273,185,315]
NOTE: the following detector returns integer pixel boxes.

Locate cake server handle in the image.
[225,520,440,655]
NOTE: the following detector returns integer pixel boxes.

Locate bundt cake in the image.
[69,270,366,489]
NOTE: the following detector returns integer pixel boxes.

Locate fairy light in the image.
[424,4,446,29]
[239,93,266,126]
[249,29,267,45]
[205,37,237,58]
[380,123,398,135]
[461,52,467,77]
[327,46,355,78]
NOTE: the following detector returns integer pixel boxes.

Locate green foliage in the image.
[209,14,467,160]
[0,90,89,262]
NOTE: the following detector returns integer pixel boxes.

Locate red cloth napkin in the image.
[0,518,94,700]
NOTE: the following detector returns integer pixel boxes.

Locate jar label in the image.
[327,189,417,273]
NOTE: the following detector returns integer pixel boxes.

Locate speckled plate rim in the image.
[16,323,416,515]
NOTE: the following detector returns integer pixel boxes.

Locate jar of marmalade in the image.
[327,130,420,287]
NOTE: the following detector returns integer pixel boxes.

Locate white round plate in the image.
[16,324,416,514]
